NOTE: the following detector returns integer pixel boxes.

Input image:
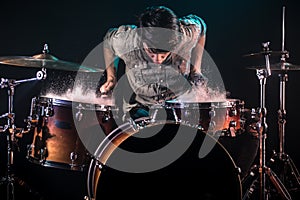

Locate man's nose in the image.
[153,55,163,64]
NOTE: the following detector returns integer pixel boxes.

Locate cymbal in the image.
[0,53,103,72]
[247,62,300,71]
[243,50,289,57]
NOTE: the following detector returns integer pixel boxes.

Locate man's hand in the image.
[99,76,116,95]
[189,72,207,86]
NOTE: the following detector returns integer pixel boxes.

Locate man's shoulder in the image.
[179,14,207,36]
[107,24,137,34]
[179,14,203,25]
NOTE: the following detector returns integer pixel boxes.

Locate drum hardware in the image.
[149,99,247,137]
[75,104,85,122]
[28,96,54,125]
[149,107,159,123]
[70,151,79,169]
[162,103,181,123]
[268,6,300,195]
[0,72,46,200]
[0,44,103,73]
[128,116,152,131]
[243,6,299,199]
[94,104,116,122]
[76,104,111,123]
[26,97,89,171]
[217,105,248,137]
[269,67,300,191]
[242,40,292,200]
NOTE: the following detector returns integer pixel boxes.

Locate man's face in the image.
[143,42,171,64]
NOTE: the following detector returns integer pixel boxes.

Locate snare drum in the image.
[149,98,246,137]
[27,96,118,171]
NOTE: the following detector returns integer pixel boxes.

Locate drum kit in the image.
[0,7,300,200]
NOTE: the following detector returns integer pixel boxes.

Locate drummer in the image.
[99,5,207,119]
[99,5,259,181]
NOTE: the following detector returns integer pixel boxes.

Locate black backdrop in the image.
[0,0,300,198]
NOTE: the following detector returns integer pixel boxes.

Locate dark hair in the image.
[138,6,180,53]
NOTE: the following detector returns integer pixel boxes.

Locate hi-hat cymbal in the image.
[0,53,103,73]
[247,62,300,71]
[243,50,289,57]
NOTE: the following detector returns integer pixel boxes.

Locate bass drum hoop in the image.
[87,118,242,199]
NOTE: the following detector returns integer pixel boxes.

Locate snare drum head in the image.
[92,120,242,199]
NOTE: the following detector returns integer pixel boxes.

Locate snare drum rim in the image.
[36,96,117,111]
[163,98,244,109]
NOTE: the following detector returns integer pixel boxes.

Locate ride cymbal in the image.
[246,62,300,71]
[0,53,103,73]
[243,50,289,57]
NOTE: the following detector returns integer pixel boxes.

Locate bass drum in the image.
[87,118,242,200]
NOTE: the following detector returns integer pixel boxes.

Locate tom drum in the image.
[26,96,118,171]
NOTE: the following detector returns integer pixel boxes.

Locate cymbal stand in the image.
[269,60,300,196]
[0,70,46,200]
[269,6,300,193]
[242,42,291,200]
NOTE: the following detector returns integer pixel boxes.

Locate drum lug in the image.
[209,109,216,118]
[129,118,139,131]
[171,108,181,123]
[70,152,78,163]
[45,106,54,117]
[197,124,205,131]
[236,166,242,175]
[75,104,84,121]
[208,120,216,131]
[102,112,110,123]
[76,110,83,121]
[40,147,48,163]
[229,120,237,127]
[26,144,33,158]
[96,161,104,171]
[229,108,237,117]
[150,108,159,122]
[129,117,151,130]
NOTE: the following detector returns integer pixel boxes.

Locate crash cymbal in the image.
[247,62,300,71]
[0,53,103,73]
[243,50,289,57]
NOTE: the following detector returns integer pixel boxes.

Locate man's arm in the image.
[190,34,206,75]
[179,14,207,85]
[100,47,117,94]
[99,25,137,94]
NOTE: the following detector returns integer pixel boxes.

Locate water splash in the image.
[43,85,115,106]
[177,85,227,103]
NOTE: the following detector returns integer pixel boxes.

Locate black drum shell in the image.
[88,119,242,200]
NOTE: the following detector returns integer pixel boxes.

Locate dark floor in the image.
[0,159,88,200]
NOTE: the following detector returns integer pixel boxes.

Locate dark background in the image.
[0,0,299,199]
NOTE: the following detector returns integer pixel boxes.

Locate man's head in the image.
[138,6,180,61]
